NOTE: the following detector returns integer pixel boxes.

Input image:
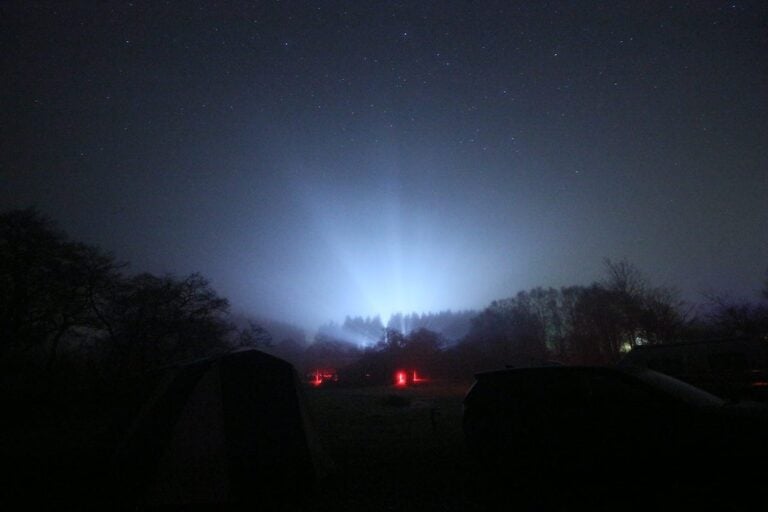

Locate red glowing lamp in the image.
[309,369,337,387]
[394,369,428,386]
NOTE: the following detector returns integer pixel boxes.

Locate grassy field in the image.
[303,381,486,511]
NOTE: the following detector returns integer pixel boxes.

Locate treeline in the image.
[387,310,475,342]
[3,207,766,396]
[314,309,474,347]
[457,259,688,369]
[0,209,272,403]
[300,260,768,381]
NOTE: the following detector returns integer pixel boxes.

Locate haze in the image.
[3,1,766,330]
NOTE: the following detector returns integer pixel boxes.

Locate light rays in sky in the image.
[287,163,478,326]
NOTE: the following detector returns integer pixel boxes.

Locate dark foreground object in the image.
[113,348,326,509]
[620,336,768,402]
[463,365,768,510]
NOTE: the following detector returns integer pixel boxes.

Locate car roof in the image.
[474,364,613,380]
[471,364,726,408]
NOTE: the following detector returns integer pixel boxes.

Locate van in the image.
[618,337,768,401]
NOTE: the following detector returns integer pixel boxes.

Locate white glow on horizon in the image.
[288,171,463,323]
[273,162,523,329]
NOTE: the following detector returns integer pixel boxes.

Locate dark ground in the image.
[302,383,629,511]
[305,382,482,511]
[4,379,740,510]
[1,380,478,510]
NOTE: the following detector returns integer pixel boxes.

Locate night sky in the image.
[2,1,767,330]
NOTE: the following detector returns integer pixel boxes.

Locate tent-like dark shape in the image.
[114,348,329,509]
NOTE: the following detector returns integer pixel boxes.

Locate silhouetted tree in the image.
[387,309,475,341]
[567,285,628,363]
[602,258,647,298]
[637,287,688,344]
[0,209,122,388]
[400,327,444,374]
[102,272,232,377]
[304,333,361,372]
[460,292,549,369]
[703,294,768,340]
[379,327,407,351]
[236,320,273,348]
[457,260,687,367]
[587,259,686,358]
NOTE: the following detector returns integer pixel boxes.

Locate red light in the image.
[393,369,428,386]
[309,369,336,387]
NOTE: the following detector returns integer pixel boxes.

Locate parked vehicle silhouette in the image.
[463,364,768,508]
[619,337,768,402]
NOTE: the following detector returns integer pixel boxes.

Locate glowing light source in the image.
[291,178,484,329]
[309,369,337,387]
[394,369,427,386]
